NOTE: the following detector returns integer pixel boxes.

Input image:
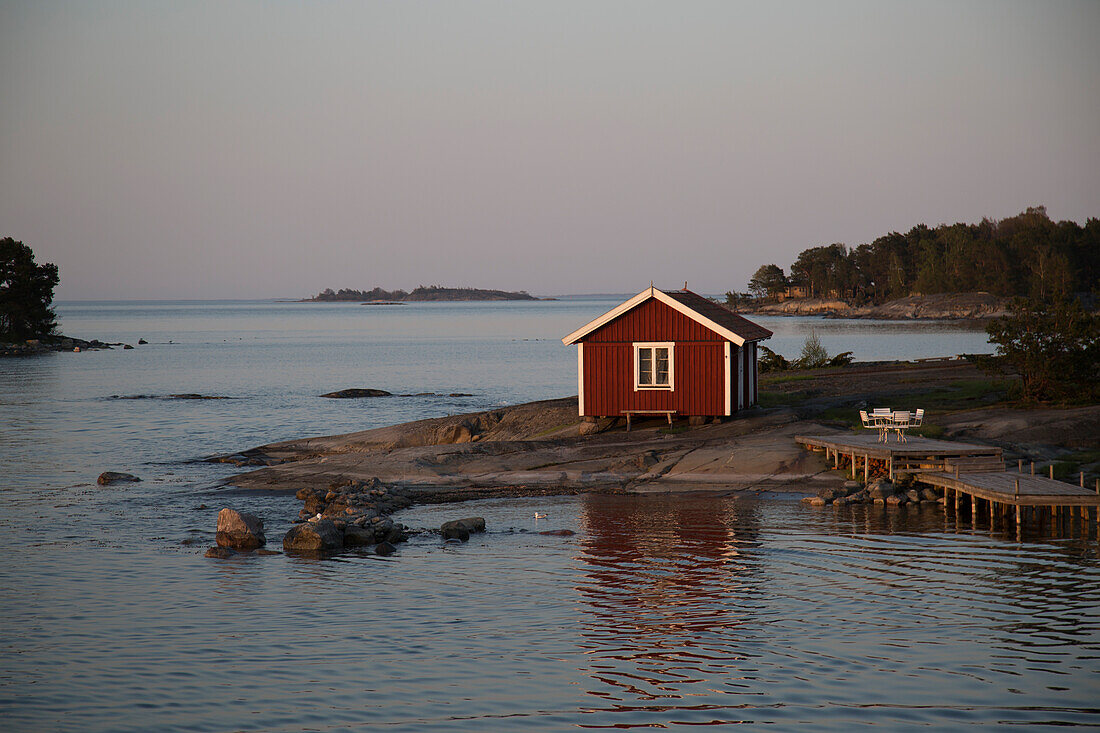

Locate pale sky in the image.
[1,1,1098,300]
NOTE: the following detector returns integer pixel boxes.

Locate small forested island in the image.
[305,285,539,302]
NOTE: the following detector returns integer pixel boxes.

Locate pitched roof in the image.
[562,286,773,346]
[663,289,774,342]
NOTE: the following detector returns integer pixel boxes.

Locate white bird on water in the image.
[533,512,547,520]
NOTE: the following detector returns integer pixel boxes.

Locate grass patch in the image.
[817,406,862,428]
[1053,461,1084,481]
[910,423,946,439]
[1065,448,1100,465]
[761,373,817,385]
[914,379,1013,412]
[757,390,810,409]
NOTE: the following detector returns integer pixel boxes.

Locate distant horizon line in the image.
[51,292,684,303]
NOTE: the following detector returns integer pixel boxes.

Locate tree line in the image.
[310,285,536,302]
[740,207,1099,303]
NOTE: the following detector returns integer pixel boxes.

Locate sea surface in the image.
[2,299,1097,731]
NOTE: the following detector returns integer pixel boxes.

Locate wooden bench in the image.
[622,410,676,432]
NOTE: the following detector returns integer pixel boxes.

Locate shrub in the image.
[796,330,829,369]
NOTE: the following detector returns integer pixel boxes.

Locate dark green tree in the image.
[747,264,788,298]
[756,207,1098,305]
[984,298,1099,402]
[1,238,60,342]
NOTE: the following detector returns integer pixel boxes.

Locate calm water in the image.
[4,300,1097,731]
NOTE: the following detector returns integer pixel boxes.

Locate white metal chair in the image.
[892,410,911,443]
[870,408,892,442]
[912,408,924,427]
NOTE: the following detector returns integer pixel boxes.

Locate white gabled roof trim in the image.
[562,286,750,347]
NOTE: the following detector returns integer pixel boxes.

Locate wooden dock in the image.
[794,433,1003,481]
[918,468,1100,531]
[796,432,1100,535]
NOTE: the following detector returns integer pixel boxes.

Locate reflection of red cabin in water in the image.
[562,286,773,419]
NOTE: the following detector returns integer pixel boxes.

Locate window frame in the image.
[633,342,674,391]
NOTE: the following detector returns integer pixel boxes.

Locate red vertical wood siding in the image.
[582,342,724,416]
[580,299,726,416]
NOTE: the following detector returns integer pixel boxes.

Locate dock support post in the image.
[990,500,995,528]
[1031,461,1035,475]
[1050,465,1055,480]
[971,494,977,523]
[888,456,893,481]
[1018,459,1023,472]
[851,452,855,479]
[864,454,869,483]
[1081,472,1086,488]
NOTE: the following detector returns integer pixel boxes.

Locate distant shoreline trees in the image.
[1,238,59,342]
[733,207,1099,305]
[309,285,537,302]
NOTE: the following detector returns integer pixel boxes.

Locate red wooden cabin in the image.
[562,286,772,420]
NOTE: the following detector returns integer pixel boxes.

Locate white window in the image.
[634,342,673,390]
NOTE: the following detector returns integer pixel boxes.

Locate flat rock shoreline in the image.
[739,292,1009,320]
[216,398,840,499]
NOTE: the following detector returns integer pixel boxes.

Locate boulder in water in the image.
[441,517,485,541]
[97,471,141,486]
[867,479,896,500]
[215,508,266,550]
[283,519,343,553]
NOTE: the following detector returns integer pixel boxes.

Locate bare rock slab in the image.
[321,388,392,399]
[215,508,266,550]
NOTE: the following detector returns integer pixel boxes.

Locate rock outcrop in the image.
[320,388,393,398]
[740,292,1008,321]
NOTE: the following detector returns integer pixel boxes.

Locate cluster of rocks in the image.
[285,478,413,555]
[803,478,943,507]
[2,336,117,357]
